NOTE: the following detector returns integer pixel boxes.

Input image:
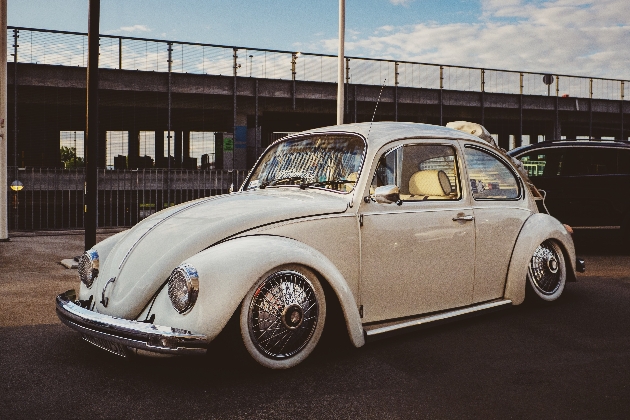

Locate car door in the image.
[461,144,532,303]
[359,141,475,323]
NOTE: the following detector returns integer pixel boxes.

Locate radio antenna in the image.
[367,79,387,141]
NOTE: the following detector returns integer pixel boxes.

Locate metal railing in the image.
[6,167,247,231]
[7,26,629,100]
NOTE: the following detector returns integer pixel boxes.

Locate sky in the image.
[8,0,630,80]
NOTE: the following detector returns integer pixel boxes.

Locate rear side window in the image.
[519,147,630,176]
[464,147,520,200]
[519,150,563,177]
[616,150,630,174]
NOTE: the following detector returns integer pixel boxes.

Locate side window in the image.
[618,150,630,174]
[464,147,520,200]
[519,150,563,177]
[587,149,618,175]
[372,144,460,201]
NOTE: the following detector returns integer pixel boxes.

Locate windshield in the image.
[244,134,366,193]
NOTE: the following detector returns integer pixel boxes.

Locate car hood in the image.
[93,189,349,318]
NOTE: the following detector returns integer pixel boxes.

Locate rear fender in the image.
[144,235,365,348]
[504,213,577,305]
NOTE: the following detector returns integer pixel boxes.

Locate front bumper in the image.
[56,290,209,357]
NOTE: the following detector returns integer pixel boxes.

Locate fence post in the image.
[589,78,593,139]
[555,76,560,140]
[480,68,485,126]
[291,52,297,110]
[519,73,523,145]
[439,66,443,125]
[167,42,172,206]
[621,80,625,141]
[118,37,122,69]
[394,62,399,122]
[232,48,238,184]
[345,57,350,119]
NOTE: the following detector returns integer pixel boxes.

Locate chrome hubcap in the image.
[529,241,563,295]
[282,304,304,330]
[547,256,559,273]
[248,271,319,359]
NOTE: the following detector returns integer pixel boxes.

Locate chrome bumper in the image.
[56,289,209,356]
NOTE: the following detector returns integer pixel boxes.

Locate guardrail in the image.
[6,167,247,231]
[7,26,629,100]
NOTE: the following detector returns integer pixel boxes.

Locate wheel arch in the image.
[504,213,577,305]
[179,235,365,348]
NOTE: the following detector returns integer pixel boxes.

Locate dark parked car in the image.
[508,141,630,239]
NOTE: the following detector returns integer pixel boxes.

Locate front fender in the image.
[504,213,577,305]
[144,235,365,348]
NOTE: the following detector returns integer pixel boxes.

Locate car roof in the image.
[283,122,491,150]
[509,140,630,156]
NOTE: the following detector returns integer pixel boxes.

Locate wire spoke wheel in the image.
[241,267,326,369]
[527,240,566,301]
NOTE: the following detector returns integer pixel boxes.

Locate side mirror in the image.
[373,185,401,204]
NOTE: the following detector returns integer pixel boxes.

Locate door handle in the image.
[452,214,474,222]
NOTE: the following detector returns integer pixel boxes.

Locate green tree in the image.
[60,146,85,168]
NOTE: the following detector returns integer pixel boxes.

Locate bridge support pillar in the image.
[233,112,247,170]
[174,130,182,168]
[497,132,509,150]
[543,122,555,143]
[98,128,107,168]
[247,126,261,169]
[44,127,61,168]
[155,130,164,167]
[128,129,139,169]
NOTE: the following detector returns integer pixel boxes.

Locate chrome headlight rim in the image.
[78,249,99,288]
[167,263,200,315]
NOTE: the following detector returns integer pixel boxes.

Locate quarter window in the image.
[464,147,520,200]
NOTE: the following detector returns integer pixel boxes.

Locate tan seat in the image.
[344,172,358,192]
[407,170,452,200]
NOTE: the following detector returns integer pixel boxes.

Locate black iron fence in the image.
[6,26,629,100]
[6,167,247,231]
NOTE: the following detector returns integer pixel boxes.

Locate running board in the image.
[363,299,512,342]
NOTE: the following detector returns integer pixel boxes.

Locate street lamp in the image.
[10,180,23,192]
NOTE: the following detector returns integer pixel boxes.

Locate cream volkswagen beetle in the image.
[57,121,584,369]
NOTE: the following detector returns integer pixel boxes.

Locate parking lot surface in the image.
[1,229,629,419]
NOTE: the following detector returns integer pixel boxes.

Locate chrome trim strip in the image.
[365,299,512,337]
[56,290,209,356]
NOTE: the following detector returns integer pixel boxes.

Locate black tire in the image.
[526,240,566,302]
[240,265,326,369]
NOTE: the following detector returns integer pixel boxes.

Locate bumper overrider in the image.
[56,290,209,357]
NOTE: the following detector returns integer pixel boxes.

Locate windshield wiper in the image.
[299,179,356,189]
[260,176,308,189]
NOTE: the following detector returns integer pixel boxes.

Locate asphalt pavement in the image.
[1,229,629,419]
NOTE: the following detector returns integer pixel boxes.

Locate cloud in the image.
[390,0,414,6]
[117,25,151,33]
[322,0,630,80]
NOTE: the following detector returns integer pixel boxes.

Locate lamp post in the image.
[85,0,100,250]
[10,179,22,229]
[336,0,345,125]
[0,0,8,240]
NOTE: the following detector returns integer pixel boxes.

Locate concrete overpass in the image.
[6,27,629,169]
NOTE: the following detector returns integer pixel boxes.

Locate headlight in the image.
[167,264,199,314]
[78,249,99,288]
